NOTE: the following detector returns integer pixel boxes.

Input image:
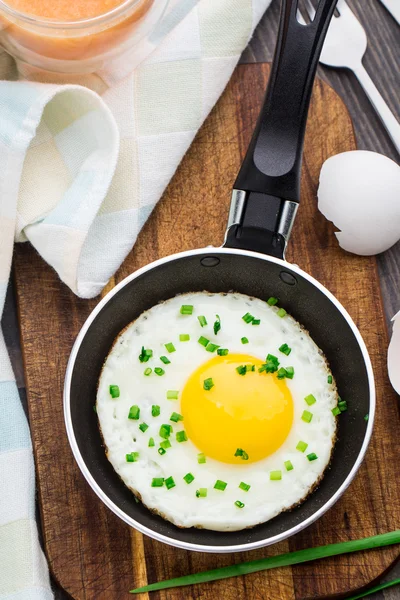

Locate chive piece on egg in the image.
[139,422,149,433]
[198,315,207,327]
[109,385,120,398]
[214,480,227,491]
[180,305,193,315]
[338,400,348,412]
[270,470,282,481]
[139,347,153,363]
[198,336,209,347]
[242,312,254,324]
[267,354,279,366]
[239,482,251,492]
[151,405,160,417]
[236,365,247,376]
[301,410,313,424]
[246,364,255,372]
[159,424,172,439]
[160,355,171,365]
[327,375,333,384]
[296,440,308,453]
[144,367,152,376]
[252,319,260,325]
[170,412,183,423]
[197,453,206,464]
[148,437,155,447]
[307,453,318,462]
[176,430,188,443]
[217,348,229,356]
[203,377,214,391]
[183,472,195,484]
[284,460,294,471]
[206,342,220,353]
[196,488,207,498]
[128,405,140,420]
[167,390,179,400]
[126,452,139,463]
[164,343,176,353]
[158,447,166,455]
[160,440,171,450]
[277,308,287,318]
[154,367,165,376]
[235,448,249,461]
[165,476,176,490]
[277,367,287,379]
[241,337,249,345]
[279,343,292,356]
[235,500,245,508]
[332,406,341,416]
[267,296,278,306]
[285,366,295,379]
[213,314,221,336]
[179,334,190,342]
[151,478,164,487]
[305,394,316,406]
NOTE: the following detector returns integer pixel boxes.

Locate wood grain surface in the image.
[14,63,400,600]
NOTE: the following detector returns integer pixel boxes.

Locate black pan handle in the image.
[224,0,338,258]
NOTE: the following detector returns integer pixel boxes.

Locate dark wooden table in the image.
[2,0,399,598]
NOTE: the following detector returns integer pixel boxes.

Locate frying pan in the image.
[64,0,375,553]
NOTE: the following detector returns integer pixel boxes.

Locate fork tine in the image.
[304,0,317,20]
[296,9,307,25]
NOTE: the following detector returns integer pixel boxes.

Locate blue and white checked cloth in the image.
[0,0,271,597]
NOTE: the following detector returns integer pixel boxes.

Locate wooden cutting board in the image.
[14,63,400,600]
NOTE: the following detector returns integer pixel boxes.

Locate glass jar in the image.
[0,0,169,74]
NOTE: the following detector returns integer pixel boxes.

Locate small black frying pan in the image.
[64,0,374,553]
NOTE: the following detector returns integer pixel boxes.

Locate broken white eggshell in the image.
[388,310,400,395]
[317,151,400,255]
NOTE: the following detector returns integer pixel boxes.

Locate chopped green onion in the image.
[267,296,278,306]
[167,390,179,400]
[139,422,149,433]
[198,315,207,327]
[259,361,278,374]
[284,460,294,471]
[151,405,160,417]
[239,482,250,492]
[332,406,341,416]
[151,477,164,487]
[305,394,316,406]
[148,437,155,447]
[246,364,255,372]
[158,447,166,456]
[236,365,247,376]
[285,366,294,379]
[164,343,176,353]
[217,348,229,356]
[197,453,206,464]
[203,377,214,391]
[170,412,183,423]
[176,430,188,443]
[267,354,279,365]
[180,305,194,315]
[144,367,152,376]
[160,355,171,365]
[338,400,348,412]
[154,367,165,376]
[183,472,195,484]
[196,488,207,498]
[277,367,287,379]
[213,314,221,336]
[301,410,313,423]
[165,476,176,490]
[234,448,249,461]
[93,405,97,413]
[252,319,260,325]
[327,375,333,384]
[139,347,153,363]
[279,343,292,356]
[128,405,140,420]
[109,385,120,398]
[296,440,308,453]
[214,480,227,491]
[242,312,254,324]
[364,413,369,422]
[198,336,209,347]
[159,424,172,439]
[206,342,220,353]
[307,453,318,462]
[235,500,245,508]
[277,308,287,318]
[241,337,249,344]
[160,440,171,450]
[126,452,139,463]
[179,334,190,342]
[270,470,282,481]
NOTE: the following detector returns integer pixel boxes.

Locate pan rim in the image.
[63,247,375,553]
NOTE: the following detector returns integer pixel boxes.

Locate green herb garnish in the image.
[198,336,209,347]
[180,305,193,315]
[198,315,207,327]
[234,448,249,461]
[206,342,220,353]
[279,343,291,356]
[160,355,171,365]
[151,478,164,487]
[213,314,221,335]
[242,312,254,323]
[305,394,316,406]
[267,296,278,306]
[170,412,183,423]
[241,337,249,344]
[197,453,206,464]
[183,472,195,484]
[176,430,188,443]
[284,460,294,471]
[217,348,229,356]
[154,367,165,376]
[109,385,120,398]
[239,482,250,492]
[167,390,179,400]
[165,342,176,353]
[307,453,318,462]
[139,422,149,433]
[139,347,153,363]
[296,440,308,453]
[126,452,139,463]
[128,405,140,420]
[203,377,214,391]
[301,410,313,423]
[159,424,172,439]
[179,334,190,342]
[196,488,207,498]
[151,405,160,417]
[235,500,245,508]
[214,480,227,491]
[144,368,152,376]
[277,308,287,318]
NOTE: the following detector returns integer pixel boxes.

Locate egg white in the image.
[97,292,338,531]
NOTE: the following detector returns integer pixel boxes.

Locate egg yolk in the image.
[180,354,294,464]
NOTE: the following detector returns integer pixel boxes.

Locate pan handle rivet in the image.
[200,256,220,267]
[280,271,297,286]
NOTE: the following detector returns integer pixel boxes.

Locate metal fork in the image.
[298,0,400,153]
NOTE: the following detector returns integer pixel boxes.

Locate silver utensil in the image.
[378,0,400,26]
[298,0,400,153]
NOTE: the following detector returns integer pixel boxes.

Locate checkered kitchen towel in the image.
[0,0,271,596]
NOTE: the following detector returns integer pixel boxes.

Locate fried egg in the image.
[97,292,339,531]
